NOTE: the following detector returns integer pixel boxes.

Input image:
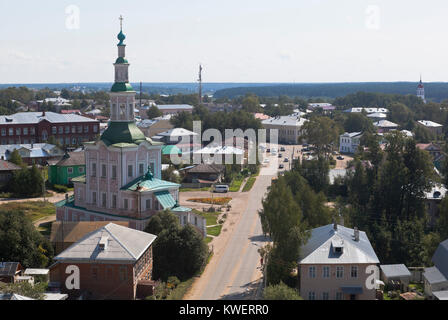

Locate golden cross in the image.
[119,15,123,30]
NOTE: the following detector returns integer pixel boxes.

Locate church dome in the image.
[117,31,126,45]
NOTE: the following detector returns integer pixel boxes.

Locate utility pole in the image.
[198,64,203,105]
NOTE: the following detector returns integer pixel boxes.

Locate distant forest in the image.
[213,82,448,102]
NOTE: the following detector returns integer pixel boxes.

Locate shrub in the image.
[53,184,68,193]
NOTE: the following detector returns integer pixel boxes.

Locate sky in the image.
[1,0,448,84]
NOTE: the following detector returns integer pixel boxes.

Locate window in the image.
[194,216,198,225]
[30,127,35,135]
[128,165,133,178]
[351,266,358,278]
[91,163,96,177]
[52,127,57,134]
[146,199,152,210]
[124,199,129,210]
[336,292,344,300]
[67,167,74,174]
[84,125,89,133]
[1,128,5,136]
[322,292,329,300]
[16,128,21,136]
[101,164,107,178]
[58,126,63,134]
[149,162,155,175]
[139,163,145,176]
[93,125,98,133]
[112,194,117,209]
[102,193,107,207]
[308,292,316,300]
[78,125,82,133]
[323,266,330,278]
[72,138,77,145]
[65,137,70,145]
[91,267,99,280]
[336,266,344,279]
[9,128,13,136]
[78,167,84,173]
[112,165,117,179]
[309,266,316,278]
[92,192,97,205]
[42,131,48,141]
[65,126,70,134]
[119,267,127,281]
[72,126,76,133]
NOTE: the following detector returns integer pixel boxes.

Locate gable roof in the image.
[0,160,21,171]
[186,163,225,174]
[54,223,157,263]
[54,151,85,167]
[0,262,21,277]
[0,112,97,125]
[432,238,448,280]
[299,224,379,264]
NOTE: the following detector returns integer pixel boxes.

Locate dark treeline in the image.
[213,82,448,102]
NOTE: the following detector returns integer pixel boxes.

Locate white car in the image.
[213,185,229,193]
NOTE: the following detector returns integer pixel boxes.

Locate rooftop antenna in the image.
[198,64,203,105]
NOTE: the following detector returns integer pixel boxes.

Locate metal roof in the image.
[432,290,448,300]
[156,104,193,110]
[159,128,198,137]
[0,112,97,124]
[380,264,411,278]
[24,268,49,276]
[423,266,447,285]
[121,172,180,192]
[373,120,398,128]
[432,238,448,279]
[0,262,20,277]
[418,120,443,127]
[262,115,308,127]
[54,223,157,263]
[299,224,380,264]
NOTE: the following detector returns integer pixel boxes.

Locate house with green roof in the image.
[55,21,205,237]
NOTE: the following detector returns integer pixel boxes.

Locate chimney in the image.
[354,227,360,242]
[42,110,46,117]
[98,236,108,251]
[333,219,337,231]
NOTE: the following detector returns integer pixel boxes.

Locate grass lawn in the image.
[229,177,244,192]
[203,212,220,226]
[204,237,213,244]
[207,225,223,237]
[242,177,257,192]
[180,187,210,192]
[0,201,56,222]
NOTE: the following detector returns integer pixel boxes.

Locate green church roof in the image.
[111,82,134,93]
[101,121,148,146]
[115,57,129,64]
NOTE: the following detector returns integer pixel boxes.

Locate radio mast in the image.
[198,64,203,105]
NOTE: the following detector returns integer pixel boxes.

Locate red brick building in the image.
[0,112,99,147]
[49,223,156,300]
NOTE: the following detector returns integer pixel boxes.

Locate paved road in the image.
[191,145,296,300]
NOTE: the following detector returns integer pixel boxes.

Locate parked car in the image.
[278,153,283,158]
[337,156,345,160]
[213,185,229,193]
[279,164,285,169]
[280,147,286,152]
[284,158,289,163]
[266,148,271,153]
